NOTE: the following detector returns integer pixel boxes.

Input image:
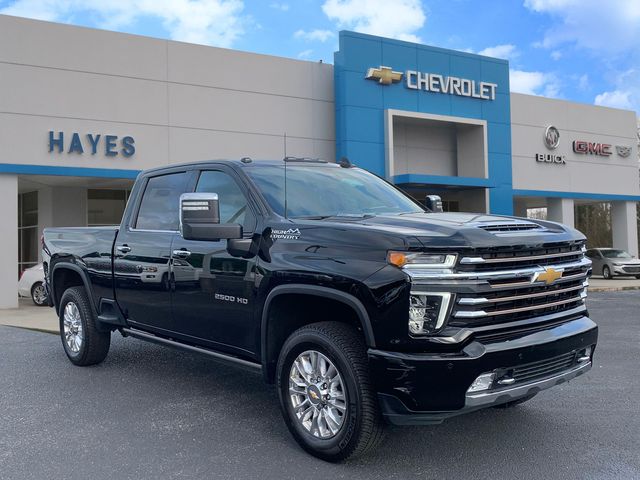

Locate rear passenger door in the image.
[114,170,194,333]
[170,167,260,357]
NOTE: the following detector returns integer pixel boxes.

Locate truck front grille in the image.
[408,241,591,333]
[452,276,588,327]
[451,243,589,328]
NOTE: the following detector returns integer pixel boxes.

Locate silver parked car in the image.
[585,248,640,279]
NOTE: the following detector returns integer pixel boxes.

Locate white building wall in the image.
[0,14,335,174]
[510,93,639,196]
[611,201,639,258]
[0,175,18,308]
[547,198,575,228]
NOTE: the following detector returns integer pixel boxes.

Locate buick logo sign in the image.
[544,125,560,150]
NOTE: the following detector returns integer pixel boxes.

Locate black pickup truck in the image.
[43,158,597,461]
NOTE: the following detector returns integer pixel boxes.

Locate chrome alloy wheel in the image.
[32,284,47,305]
[289,350,347,439]
[63,302,83,353]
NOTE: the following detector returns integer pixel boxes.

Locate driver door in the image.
[170,167,260,357]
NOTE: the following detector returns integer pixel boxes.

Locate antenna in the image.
[283,133,288,219]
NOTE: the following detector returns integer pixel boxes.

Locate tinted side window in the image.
[196,170,254,230]
[135,172,190,231]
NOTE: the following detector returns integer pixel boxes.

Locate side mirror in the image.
[424,195,443,213]
[179,193,243,241]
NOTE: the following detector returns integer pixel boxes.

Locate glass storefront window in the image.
[20,191,38,227]
[18,191,38,276]
[87,189,129,226]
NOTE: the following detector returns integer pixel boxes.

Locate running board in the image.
[120,327,262,373]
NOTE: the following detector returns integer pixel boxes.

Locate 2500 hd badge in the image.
[42,157,597,462]
[215,293,248,304]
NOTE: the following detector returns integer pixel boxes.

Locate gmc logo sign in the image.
[572,140,612,156]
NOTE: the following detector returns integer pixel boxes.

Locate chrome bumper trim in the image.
[465,361,592,408]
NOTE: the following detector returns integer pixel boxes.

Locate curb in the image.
[588,286,640,293]
[2,324,58,334]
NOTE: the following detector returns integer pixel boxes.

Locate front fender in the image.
[260,284,376,383]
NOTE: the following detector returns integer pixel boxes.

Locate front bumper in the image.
[369,316,598,425]
[612,265,640,275]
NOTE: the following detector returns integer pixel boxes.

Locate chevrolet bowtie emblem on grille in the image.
[533,267,563,285]
[365,66,403,85]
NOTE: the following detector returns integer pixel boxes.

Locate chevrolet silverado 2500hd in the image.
[43,158,597,461]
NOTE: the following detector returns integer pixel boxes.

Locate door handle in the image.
[116,245,131,254]
[172,249,191,259]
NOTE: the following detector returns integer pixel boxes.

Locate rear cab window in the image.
[135,172,191,231]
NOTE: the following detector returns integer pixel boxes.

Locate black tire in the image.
[276,322,385,462]
[602,266,612,279]
[30,281,48,306]
[59,286,110,366]
[493,393,537,409]
[635,275,640,280]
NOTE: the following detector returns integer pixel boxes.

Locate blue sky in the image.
[1,0,639,116]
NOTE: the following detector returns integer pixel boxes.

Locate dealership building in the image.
[0,14,638,308]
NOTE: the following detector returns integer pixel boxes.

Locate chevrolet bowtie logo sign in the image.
[533,267,563,285]
[365,66,403,85]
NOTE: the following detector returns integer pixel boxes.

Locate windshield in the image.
[245,164,424,218]
[601,249,632,259]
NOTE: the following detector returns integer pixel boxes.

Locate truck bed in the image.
[44,226,119,311]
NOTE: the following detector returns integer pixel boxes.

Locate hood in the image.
[291,212,583,250]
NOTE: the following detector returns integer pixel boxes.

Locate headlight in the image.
[408,293,452,335]
[388,252,457,269]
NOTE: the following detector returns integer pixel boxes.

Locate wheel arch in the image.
[260,284,376,383]
[50,263,97,316]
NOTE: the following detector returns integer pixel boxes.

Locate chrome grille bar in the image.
[454,294,585,319]
[460,248,584,265]
[458,281,588,305]
[405,257,591,282]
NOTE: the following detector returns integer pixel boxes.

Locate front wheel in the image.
[277,322,384,462]
[603,266,612,279]
[59,286,111,366]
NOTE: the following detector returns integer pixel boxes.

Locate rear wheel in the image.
[30,282,48,306]
[635,275,640,280]
[277,322,384,462]
[59,286,110,366]
[602,266,612,279]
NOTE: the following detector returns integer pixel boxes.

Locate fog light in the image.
[467,372,496,393]
[577,346,592,363]
[408,293,452,335]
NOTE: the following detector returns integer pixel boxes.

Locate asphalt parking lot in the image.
[1,291,638,480]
